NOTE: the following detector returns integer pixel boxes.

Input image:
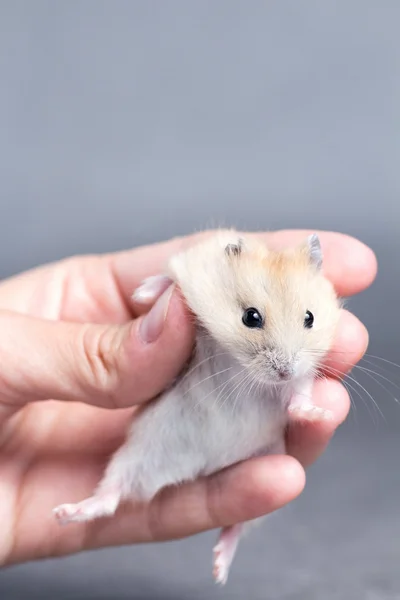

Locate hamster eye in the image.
[304,310,314,328]
[242,308,263,329]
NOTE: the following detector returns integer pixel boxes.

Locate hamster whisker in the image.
[304,350,365,374]
[354,365,400,404]
[319,368,367,420]
[360,355,400,374]
[182,366,234,400]
[218,371,253,412]
[213,368,248,405]
[194,367,248,413]
[230,373,256,410]
[190,368,247,412]
[246,373,262,403]
[323,365,385,423]
[348,356,400,389]
[361,353,400,372]
[180,351,232,385]
[358,356,400,389]
[231,372,258,414]
[359,355,400,393]
[310,351,400,399]
[316,371,359,419]
[309,348,400,375]
[225,373,252,414]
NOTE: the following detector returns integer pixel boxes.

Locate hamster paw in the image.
[53,492,120,525]
[132,275,172,304]
[288,403,333,423]
[212,524,242,585]
[213,542,231,586]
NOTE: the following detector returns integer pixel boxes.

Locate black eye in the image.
[304,310,314,328]
[242,308,263,329]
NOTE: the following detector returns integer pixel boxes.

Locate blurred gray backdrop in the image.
[1,1,400,599]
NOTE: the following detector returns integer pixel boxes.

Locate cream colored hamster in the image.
[53,229,341,585]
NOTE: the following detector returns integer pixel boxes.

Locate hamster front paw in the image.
[288,403,333,423]
[288,380,333,423]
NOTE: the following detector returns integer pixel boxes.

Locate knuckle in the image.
[78,324,120,403]
[205,470,230,528]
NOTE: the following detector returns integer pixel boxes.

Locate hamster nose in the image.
[277,368,290,380]
[269,355,294,380]
[274,366,292,380]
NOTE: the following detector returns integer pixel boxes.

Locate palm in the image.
[0,256,140,563]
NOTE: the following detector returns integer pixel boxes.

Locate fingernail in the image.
[132,275,172,304]
[139,284,174,343]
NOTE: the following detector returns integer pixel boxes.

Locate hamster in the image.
[53,229,341,585]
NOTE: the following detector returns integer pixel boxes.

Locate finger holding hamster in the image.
[0,289,195,412]
[320,309,369,378]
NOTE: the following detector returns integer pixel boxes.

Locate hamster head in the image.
[168,230,341,386]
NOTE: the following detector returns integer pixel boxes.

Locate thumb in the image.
[0,286,194,409]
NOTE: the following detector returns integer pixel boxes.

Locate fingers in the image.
[322,309,369,377]
[131,274,174,316]
[84,455,305,549]
[0,288,195,410]
[286,378,350,468]
[109,229,377,307]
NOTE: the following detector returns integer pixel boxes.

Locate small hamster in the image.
[53,230,341,585]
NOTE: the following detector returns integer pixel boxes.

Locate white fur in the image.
[98,331,296,501]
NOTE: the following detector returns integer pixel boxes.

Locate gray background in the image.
[0,1,400,598]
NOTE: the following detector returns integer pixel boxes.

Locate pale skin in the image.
[0,229,376,568]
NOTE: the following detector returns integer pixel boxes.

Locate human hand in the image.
[0,229,376,565]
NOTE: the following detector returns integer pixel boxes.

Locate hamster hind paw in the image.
[213,545,230,586]
[212,524,243,585]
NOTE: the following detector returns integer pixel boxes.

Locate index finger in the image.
[110,229,377,303]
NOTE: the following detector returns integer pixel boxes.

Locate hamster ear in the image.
[305,233,323,270]
[225,238,244,257]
